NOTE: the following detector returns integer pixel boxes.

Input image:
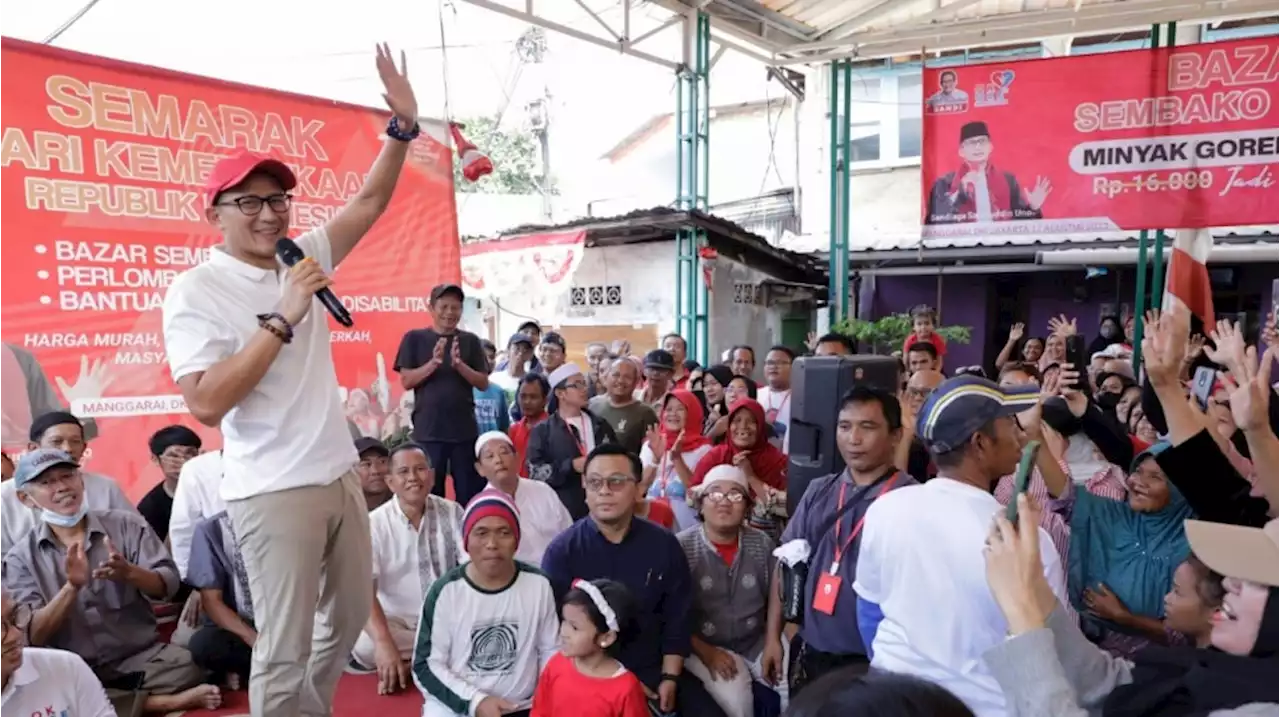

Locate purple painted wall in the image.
[867,273,990,369]
[870,262,1277,371]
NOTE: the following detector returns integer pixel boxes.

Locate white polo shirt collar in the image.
[208,245,278,282]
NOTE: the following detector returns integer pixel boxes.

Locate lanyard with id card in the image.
[812,474,900,615]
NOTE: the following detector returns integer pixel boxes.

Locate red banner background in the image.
[920,38,1279,239]
[0,38,460,500]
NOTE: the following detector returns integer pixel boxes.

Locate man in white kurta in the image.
[473,431,571,565]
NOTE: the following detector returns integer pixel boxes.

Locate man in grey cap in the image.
[639,349,676,411]
[3,450,220,712]
[850,375,1068,716]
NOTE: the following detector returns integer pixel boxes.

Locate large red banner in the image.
[920,38,1279,239]
[0,38,460,500]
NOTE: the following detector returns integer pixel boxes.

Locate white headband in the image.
[572,578,619,633]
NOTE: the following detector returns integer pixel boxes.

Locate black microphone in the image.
[275,238,354,328]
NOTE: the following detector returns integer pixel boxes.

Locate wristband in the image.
[257,312,294,344]
[386,117,421,142]
[659,673,680,684]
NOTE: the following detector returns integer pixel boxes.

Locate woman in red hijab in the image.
[640,390,714,530]
[691,399,788,538]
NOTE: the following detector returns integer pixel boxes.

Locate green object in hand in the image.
[1006,440,1041,524]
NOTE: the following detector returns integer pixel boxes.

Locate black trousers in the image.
[788,634,870,699]
[189,624,253,679]
[422,440,484,506]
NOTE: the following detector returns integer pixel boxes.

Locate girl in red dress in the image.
[532,579,650,717]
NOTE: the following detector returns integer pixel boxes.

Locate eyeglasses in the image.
[159,448,200,462]
[584,474,637,493]
[217,193,293,216]
[562,380,588,390]
[703,490,746,504]
[4,603,32,639]
[905,386,935,399]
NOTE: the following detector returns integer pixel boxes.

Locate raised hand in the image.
[92,537,133,583]
[375,43,417,128]
[1024,176,1053,210]
[65,541,90,589]
[645,424,666,458]
[1219,345,1276,433]
[983,494,1054,634]
[1047,314,1077,338]
[1206,319,1247,378]
[1142,306,1190,388]
[56,355,115,404]
[1008,322,1025,342]
[280,258,331,325]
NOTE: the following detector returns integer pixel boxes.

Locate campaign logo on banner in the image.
[0,38,460,500]
[920,38,1279,239]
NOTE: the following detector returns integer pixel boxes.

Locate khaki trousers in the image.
[350,615,417,668]
[227,471,372,717]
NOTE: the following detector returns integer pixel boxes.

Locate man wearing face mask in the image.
[3,450,221,712]
[1,412,135,557]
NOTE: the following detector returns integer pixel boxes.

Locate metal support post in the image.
[827,60,852,324]
[675,10,711,364]
[1132,20,1176,374]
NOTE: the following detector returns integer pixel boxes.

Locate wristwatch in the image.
[386,116,421,142]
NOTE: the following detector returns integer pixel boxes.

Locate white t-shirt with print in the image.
[1,647,115,717]
[853,477,1068,717]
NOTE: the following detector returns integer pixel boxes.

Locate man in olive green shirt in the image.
[588,357,657,455]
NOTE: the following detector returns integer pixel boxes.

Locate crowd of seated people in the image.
[1,300,1276,717]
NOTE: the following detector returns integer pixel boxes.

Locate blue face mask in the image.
[39,503,88,528]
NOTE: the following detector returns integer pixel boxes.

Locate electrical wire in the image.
[42,0,106,44]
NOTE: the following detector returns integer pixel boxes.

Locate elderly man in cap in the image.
[355,437,393,511]
[395,282,491,507]
[355,442,464,695]
[0,588,116,717]
[474,430,571,564]
[3,449,220,713]
[851,374,1068,717]
[412,489,559,717]
[160,44,420,717]
[639,349,676,411]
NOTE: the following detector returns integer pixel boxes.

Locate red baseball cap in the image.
[205,151,297,207]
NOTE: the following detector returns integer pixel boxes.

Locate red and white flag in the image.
[1162,229,1215,328]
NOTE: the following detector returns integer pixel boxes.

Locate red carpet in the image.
[195,674,423,716]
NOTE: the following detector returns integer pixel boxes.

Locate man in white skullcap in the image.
[474,431,573,564]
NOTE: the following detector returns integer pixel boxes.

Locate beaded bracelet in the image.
[256,313,294,344]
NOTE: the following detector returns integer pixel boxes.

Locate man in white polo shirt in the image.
[1,590,115,717]
[852,375,1068,717]
[161,45,419,717]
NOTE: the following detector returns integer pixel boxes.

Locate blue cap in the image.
[13,449,79,489]
[917,374,1040,454]
[507,333,534,348]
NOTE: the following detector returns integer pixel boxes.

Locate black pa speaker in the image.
[787,354,902,514]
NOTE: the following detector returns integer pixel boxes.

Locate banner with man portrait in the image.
[920,38,1279,239]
